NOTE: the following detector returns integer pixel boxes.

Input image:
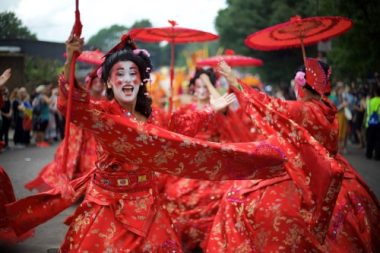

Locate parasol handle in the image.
[169,42,175,114]
[300,36,307,65]
[61,0,82,197]
[61,51,79,182]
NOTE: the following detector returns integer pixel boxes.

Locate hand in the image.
[64,33,84,81]
[210,93,237,113]
[65,33,84,64]
[216,60,238,87]
[0,68,11,87]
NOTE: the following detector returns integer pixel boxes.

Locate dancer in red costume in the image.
[204,59,380,252]
[5,33,285,253]
[164,68,237,251]
[25,71,104,192]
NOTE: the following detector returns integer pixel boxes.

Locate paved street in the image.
[0,142,379,253]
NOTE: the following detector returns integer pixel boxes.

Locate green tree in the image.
[25,56,61,86]
[87,24,128,52]
[0,11,37,40]
[87,20,165,68]
[319,0,380,81]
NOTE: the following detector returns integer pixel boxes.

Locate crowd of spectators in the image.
[0,82,65,150]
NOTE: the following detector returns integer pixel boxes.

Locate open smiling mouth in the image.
[122,85,134,96]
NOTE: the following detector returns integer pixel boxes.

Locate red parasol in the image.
[196,49,263,67]
[64,49,104,65]
[129,20,219,112]
[244,16,353,61]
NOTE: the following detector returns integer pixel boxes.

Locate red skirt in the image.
[60,171,183,253]
[164,177,233,251]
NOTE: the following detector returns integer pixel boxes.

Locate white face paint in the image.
[108,61,141,107]
[194,78,210,101]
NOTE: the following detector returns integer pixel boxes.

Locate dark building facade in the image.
[0,39,65,91]
[0,39,65,62]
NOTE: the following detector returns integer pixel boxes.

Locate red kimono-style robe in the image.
[6,77,285,253]
[205,84,380,252]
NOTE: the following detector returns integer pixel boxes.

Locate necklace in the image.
[120,107,133,117]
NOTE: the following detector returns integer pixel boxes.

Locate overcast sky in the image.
[1,0,227,43]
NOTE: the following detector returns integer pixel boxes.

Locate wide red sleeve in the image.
[238,82,307,121]
[6,171,91,236]
[58,77,286,181]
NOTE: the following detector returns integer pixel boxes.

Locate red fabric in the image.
[64,50,104,65]
[164,176,232,251]
[22,116,32,131]
[60,198,181,252]
[245,16,353,51]
[6,170,91,237]
[0,166,33,243]
[205,84,380,252]
[168,103,217,140]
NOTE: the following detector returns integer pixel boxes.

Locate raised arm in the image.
[217,60,305,121]
[64,34,84,82]
[0,68,11,88]
[0,68,11,107]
